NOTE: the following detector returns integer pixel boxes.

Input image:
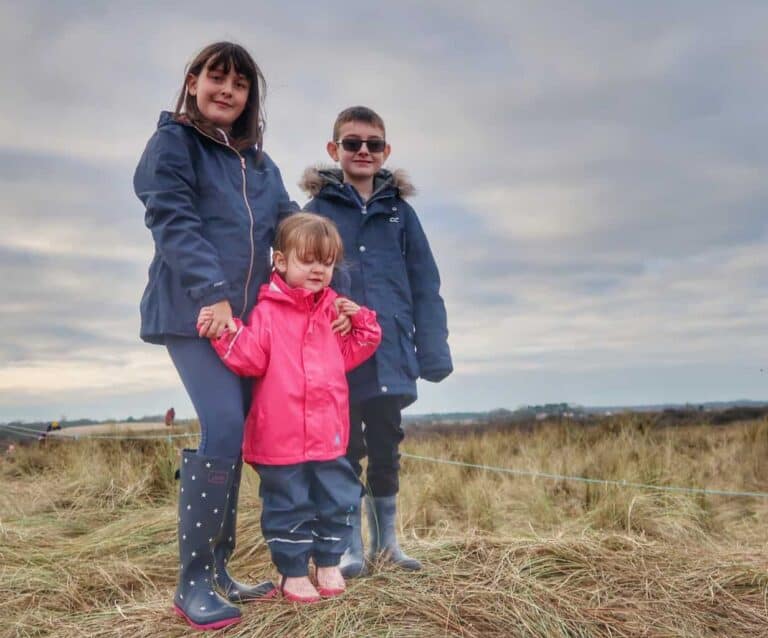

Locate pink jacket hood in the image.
[211,272,381,465]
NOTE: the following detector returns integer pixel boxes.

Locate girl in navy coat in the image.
[302,106,453,578]
[134,42,338,630]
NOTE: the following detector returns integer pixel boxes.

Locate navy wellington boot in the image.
[213,459,277,602]
[172,450,241,631]
[365,495,422,571]
[339,501,368,578]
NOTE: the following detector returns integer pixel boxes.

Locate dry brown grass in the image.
[3,416,768,637]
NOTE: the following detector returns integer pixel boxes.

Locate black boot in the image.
[173,449,241,630]
[213,459,276,602]
[365,495,422,571]
[339,500,368,578]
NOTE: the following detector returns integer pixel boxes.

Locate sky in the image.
[1,1,768,422]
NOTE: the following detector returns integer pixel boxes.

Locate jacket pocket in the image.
[393,313,419,379]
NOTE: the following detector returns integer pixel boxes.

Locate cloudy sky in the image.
[1,1,767,422]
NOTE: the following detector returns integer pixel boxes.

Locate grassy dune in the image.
[3,416,768,637]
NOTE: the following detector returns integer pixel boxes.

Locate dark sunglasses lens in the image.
[340,138,386,153]
[365,139,386,153]
[340,138,363,152]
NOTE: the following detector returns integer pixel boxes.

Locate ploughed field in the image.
[3,415,768,637]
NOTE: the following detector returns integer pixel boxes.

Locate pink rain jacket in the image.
[211,272,381,465]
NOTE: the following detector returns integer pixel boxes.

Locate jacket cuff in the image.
[188,279,231,305]
[210,319,244,357]
[418,357,453,383]
[351,307,379,330]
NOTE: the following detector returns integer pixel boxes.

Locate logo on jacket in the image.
[208,470,229,485]
[388,216,400,223]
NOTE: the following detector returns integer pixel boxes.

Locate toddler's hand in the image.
[197,306,214,327]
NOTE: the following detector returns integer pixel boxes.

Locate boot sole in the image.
[173,604,241,630]
[223,584,279,603]
[340,563,369,578]
[280,590,321,604]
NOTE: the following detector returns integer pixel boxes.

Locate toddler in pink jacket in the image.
[198,212,381,603]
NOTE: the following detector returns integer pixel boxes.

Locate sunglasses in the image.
[336,137,387,153]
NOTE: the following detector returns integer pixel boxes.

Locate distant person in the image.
[199,213,381,602]
[164,407,176,427]
[301,106,453,577]
[37,422,54,444]
[134,42,328,630]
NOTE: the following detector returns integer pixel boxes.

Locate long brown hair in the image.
[174,42,266,152]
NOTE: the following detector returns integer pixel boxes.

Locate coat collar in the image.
[299,165,416,200]
[259,271,333,311]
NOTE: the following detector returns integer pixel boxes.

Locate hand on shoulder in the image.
[334,297,360,317]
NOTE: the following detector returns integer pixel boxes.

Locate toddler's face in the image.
[329,121,390,183]
[275,250,334,293]
[187,61,250,130]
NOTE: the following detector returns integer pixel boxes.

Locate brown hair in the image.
[332,105,386,141]
[175,42,266,152]
[274,213,344,265]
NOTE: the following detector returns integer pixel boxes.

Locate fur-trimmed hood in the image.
[299,165,416,199]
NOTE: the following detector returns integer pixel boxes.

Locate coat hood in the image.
[299,165,416,199]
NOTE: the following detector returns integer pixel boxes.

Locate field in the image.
[3,415,768,637]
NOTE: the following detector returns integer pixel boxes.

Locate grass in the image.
[2,416,768,636]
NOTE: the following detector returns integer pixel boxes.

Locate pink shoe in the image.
[278,575,321,604]
[315,566,346,598]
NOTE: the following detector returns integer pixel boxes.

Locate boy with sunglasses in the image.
[300,106,452,578]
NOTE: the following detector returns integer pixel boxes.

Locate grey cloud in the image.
[2,2,768,420]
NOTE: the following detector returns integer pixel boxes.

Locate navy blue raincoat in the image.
[134,112,297,344]
[301,167,452,406]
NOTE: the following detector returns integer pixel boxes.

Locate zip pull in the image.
[240,156,246,170]
[361,204,367,215]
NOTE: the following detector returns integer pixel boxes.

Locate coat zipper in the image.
[190,124,255,319]
[238,156,256,318]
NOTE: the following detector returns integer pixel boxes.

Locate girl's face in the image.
[187,61,250,130]
[274,250,335,293]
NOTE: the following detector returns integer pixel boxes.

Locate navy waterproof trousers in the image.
[254,457,360,576]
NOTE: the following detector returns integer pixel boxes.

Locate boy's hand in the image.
[335,298,361,316]
[331,297,355,335]
[197,300,237,338]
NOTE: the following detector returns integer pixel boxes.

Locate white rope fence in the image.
[400,452,768,500]
[3,423,768,499]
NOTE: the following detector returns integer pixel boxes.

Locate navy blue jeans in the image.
[255,457,359,577]
[166,335,251,459]
[346,396,405,497]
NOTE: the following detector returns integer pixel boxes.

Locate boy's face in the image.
[327,121,391,184]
